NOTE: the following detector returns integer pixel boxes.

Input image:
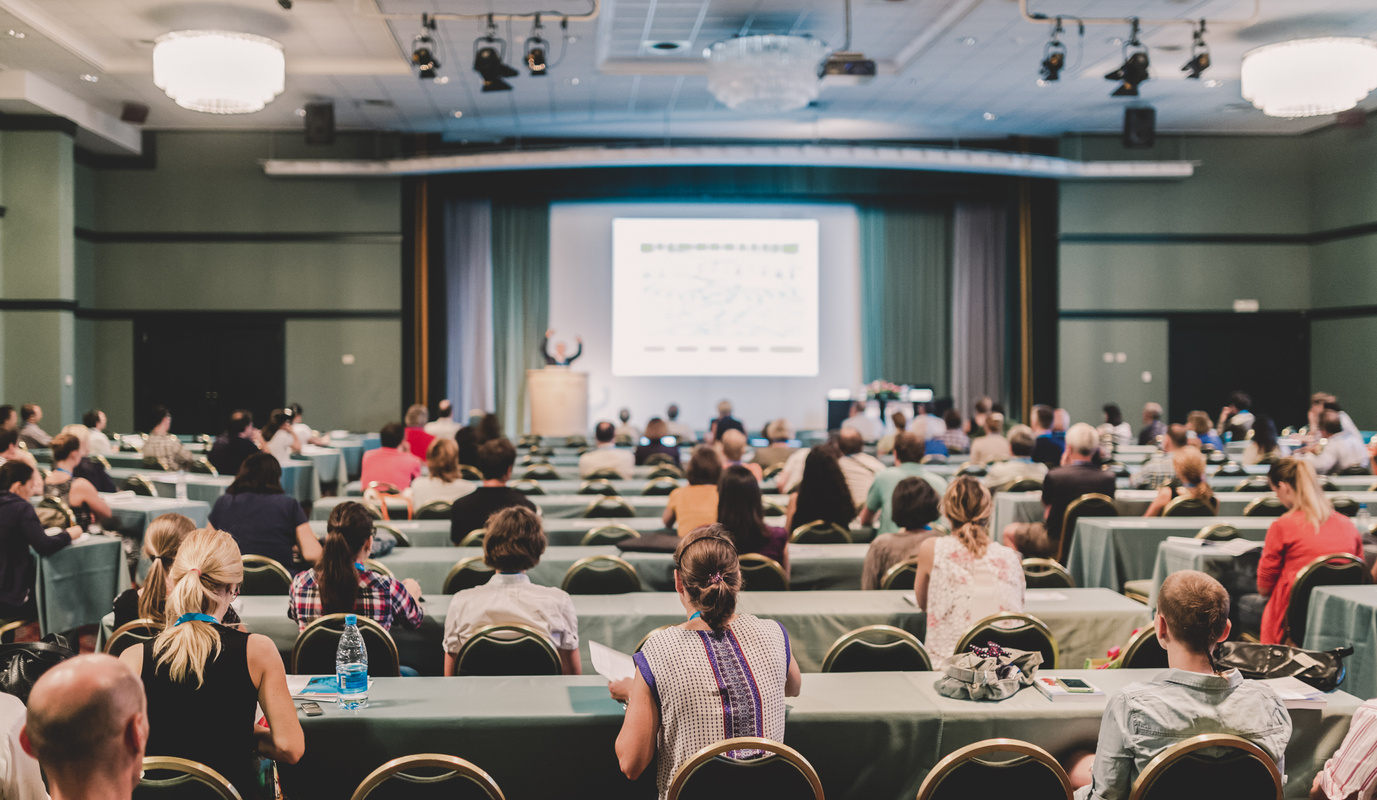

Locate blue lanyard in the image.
[688,611,701,621]
[353,563,366,572]
[53,468,72,477]
[174,613,215,627]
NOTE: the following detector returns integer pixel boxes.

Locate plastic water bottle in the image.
[1358,504,1371,535]
[174,471,187,501]
[335,614,368,710]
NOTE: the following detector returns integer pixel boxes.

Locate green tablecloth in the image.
[1067,517,1270,591]
[323,435,379,480]
[1305,585,1377,700]
[312,518,680,548]
[314,492,790,523]
[279,669,1360,800]
[106,461,318,505]
[1146,539,1258,610]
[102,494,210,533]
[108,469,230,504]
[297,446,347,485]
[35,535,125,634]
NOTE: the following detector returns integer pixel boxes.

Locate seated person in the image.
[912,477,1024,658]
[786,445,856,533]
[1306,409,1368,475]
[876,411,909,461]
[142,406,195,471]
[984,425,1048,488]
[61,424,117,493]
[403,404,435,462]
[260,410,301,466]
[1310,697,1377,799]
[968,413,1011,464]
[448,438,536,545]
[860,432,948,536]
[209,410,260,477]
[1130,424,1188,490]
[359,423,422,492]
[752,419,797,470]
[1068,570,1291,798]
[1187,410,1225,452]
[716,465,789,573]
[718,429,762,482]
[1143,446,1216,517]
[614,408,640,443]
[836,428,885,507]
[289,501,424,632]
[1003,423,1116,560]
[84,407,113,456]
[579,421,635,479]
[861,477,941,590]
[940,409,970,454]
[442,506,579,675]
[0,461,82,620]
[410,439,476,508]
[44,433,112,530]
[663,447,722,537]
[633,418,681,469]
[111,513,237,629]
[209,453,321,573]
[0,430,35,469]
[840,401,884,443]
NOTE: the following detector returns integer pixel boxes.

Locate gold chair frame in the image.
[666,737,823,800]
[880,556,921,590]
[820,624,931,672]
[953,612,1058,669]
[1128,733,1281,800]
[138,756,244,800]
[1020,558,1074,589]
[291,613,400,677]
[916,738,1072,800]
[349,754,506,800]
[580,524,641,546]
[453,623,560,676]
[738,554,789,591]
[103,618,161,656]
[443,556,493,595]
[560,555,641,593]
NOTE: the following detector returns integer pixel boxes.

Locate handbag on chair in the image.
[0,633,77,703]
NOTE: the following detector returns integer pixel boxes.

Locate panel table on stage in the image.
[277,669,1360,800]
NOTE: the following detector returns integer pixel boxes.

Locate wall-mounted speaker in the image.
[304,102,335,146]
[120,102,149,124]
[1123,107,1155,149]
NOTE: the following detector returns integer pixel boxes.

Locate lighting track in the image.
[1019,0,1259,28]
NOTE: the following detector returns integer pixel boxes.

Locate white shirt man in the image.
[578,423,635,479]
[841,404,884,443]
[425,400,463,441]
[84,411,112,457]
[837,429,885,507]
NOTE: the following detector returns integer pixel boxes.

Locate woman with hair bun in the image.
[610,524,802,800]
[119,528,304,797]
[912,476,1025,660]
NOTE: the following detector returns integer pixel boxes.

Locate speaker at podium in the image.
[527,368,588,437]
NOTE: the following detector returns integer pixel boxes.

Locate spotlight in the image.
[411,15,440,80]
[474,16,519,92]
[1105,19,1149,97]
[1182,20,1210,79]
[525,16,549,76]
[1039,18,1066,82]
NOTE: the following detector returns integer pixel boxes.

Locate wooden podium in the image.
[527,368,588,437]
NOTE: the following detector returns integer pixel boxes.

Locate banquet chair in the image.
[189,457,217,476]
[142,455,173,471]
[614,435,635,447]
[565,435,587,448]
[521,465,560,481]
[1231,477,1270,492]
[1196,523,1240,541]
[1128,734,1282,800]
[739,554,789,591]
[790,520,852,544]
[1000,478,1043,493]
[124,474,159,497]
[582,497,635,518]
[240,555,292,595]
[1102,462,1131,479]
[459,529,486,547]
[1338,464,1372,476]
[920,454,947,465]
[666,738,823,800]
[459,465,484,481]
[649,465,684,480]
[762,498,788,517]
[453,624,560,676]
[916,739,1072,800]
[955,464,986,478]
[1242,497,1286,517]
[443,557,494,594]
[954,613,1058,668]
[35,496,77,529]
[641,477,680,495]
[1021,558,1074,589]
[292,614,400,676]
[644,453,678,467]
[880,557,920,590]
[1056,493,1117,565]
[761,463,784,481]
[349,754,506,800]
[361,558,394,579]
[1163,496,1217,517]
[414,501,452,520]
[580,524,640,546]
[509,479,546,495]
[587,467,625,481]
[561,555,641,594]
[376,523,411,547]
[1116,625,1169,670]
[635,624,676,652]
[91,453,112,470]
[1284,552,1367,645]
[1319,478,1339,492]
[1330,495,1360,517]
[1214,461,1247,477]
[821,625,931,672]
[135,756,242,800]
[104,618,160,657]
[578,479,620,496]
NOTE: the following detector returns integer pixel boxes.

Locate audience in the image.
[1306,409,1368,475]
[44,433,111,531]
[1243,414,1288,465]
[1069,571,1290,798]
[861,477,942,590]
[841,401,883,443]
[912,477,1025,659]
[965,396,992,439]
[424,399,462,440]
[456,426,480,467]
[663,403,693,443]
[787,445,856,533]
[1217,391,1256,443]
[1143,446,1216,517]
[968,412,1011,465]
[111,513,229,629]
[876,410,908,461]
[208,453,320,573]
[17,405,50,450]
[940,409,969,454]
[448,438,536,544]
[83,409,112,456]
[860,432,948,535]
[836,428,885,506]
[1004,423,1115,559]
[118,528,304,795]
[287,403,325,448]
[0,461,82,619]
[580,421,635,479]
[443,506,579,675]
[23,654,147,800]
[0,407,14,433]
[209,410,260,477]
[1311,695,1377,800]
[716,465,789,573]
[1247,458,1362,644]
[60,425,116,493]
[663,446,722,537]
[614,408,640,443]
[915,403,948,440]
[717,429,761,481]
[142,406,194,471]
[1098,403,1132,448]
[1136,402,1165,447]
[984,425,1048,488]
[411,438,476,508]
[360,423,423,491]
[1308,392,1361,441]
[1187,410,1225,452]
[610,525,801,796]
[0,430,35,468]
[289,501,424,632]
[752,419,797,470]
[260,409,301,466]
[634,418,681,468]
[709,399,744,442]
[1131,423,1188,489]
[1030,405,1064,467]
[403,404,434,460]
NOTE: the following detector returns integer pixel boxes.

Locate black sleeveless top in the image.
[141,624,260,794]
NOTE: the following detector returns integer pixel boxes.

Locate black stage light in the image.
[1106,21,1149,97]
[1182,21,1210,79]
[1039,19,1066,81]
[526,15,549,76]
[474,41,519,91]
[412,15,441,80]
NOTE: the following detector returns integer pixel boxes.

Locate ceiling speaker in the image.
[304,102,335,146]
[1123,106,1155,149]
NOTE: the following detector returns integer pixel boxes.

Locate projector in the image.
[821,51,876,85]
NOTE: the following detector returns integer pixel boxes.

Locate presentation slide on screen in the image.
[611,217,820,377]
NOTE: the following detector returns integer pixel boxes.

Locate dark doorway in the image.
[134,315,286,435]
[1168,313,1309,430]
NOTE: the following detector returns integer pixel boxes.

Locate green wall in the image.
[1058,318,1169,434]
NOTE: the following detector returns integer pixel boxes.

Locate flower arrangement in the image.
[865,380,903,401]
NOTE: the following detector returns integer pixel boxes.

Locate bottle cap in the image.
[345,614,357,626]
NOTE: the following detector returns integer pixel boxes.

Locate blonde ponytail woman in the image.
[118,528,303,797]
[912,476,1026,659]
[1254,458,1362,644]
[1143,446,1217,517]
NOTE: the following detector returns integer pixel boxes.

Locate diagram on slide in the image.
[612,218,819,377]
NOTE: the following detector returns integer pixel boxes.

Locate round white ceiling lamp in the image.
[706,34,828,112]
[1241,37,1377,118]
[153,30,285,114]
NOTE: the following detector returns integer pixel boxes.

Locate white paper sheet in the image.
[590,641,636,682]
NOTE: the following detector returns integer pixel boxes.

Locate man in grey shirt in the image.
[1304,410,1369,475]
[17,405,50,449]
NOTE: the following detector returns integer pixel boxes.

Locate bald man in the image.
[718,429,763,481]
[22,654,148,800]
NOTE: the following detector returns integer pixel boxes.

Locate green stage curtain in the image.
[859,204,953,392]
[491,201,550,436]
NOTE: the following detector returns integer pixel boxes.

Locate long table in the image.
[105,461,319,505]
[103,493,210,534]
[36,534,126,634]
[1066,517,1271,592]
[279,669,1360,800]
[313,518,684,549]
[1305,585,1377,701]
[108,469,230,504]
[1146,538,1257,610]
